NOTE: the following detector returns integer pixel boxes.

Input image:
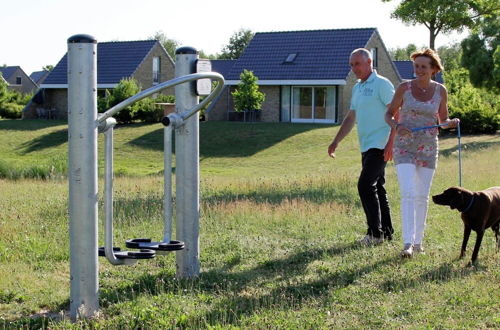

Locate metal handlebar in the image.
[98,72,224,127]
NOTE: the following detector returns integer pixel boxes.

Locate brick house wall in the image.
[131,43,175,96]
[3,67,38,94]
[206,85,280,122]
[339,32,401,121]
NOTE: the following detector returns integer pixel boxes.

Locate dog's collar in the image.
[459,195,475,213]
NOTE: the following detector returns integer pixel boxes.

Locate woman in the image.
[385,48,460,257]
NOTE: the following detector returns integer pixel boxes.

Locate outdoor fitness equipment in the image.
[67,34,224,320]
[411,121,462,186]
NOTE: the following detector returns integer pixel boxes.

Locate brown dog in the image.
[432,186,500,263]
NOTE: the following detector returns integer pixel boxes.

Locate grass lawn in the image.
[0,119,499,328]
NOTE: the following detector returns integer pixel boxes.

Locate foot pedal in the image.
[98,246,156,259]
[126,238,185,252]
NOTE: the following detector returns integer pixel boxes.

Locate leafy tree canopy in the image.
[381,0,499,49]
[219,29,254,60]
[42,65,54,72]
[461,14,500,90]
[389,43,419,60]
[150,31,180,60]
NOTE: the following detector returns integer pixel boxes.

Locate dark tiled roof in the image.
[210,60,236,79]
[43,40,158,85]
[30,70,49,84]
[0,66,20,79]
[226,28,376,80]
[393,60,443,83]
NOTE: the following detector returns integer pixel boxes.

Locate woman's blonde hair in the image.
[410,48,444,73]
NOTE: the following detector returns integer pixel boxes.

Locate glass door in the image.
[291,86,336,123]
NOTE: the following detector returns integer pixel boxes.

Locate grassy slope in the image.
[0,119,499,328]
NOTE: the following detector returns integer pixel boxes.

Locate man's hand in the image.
[328,142,337,158]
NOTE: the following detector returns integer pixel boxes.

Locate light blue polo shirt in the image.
[350,71,394,152]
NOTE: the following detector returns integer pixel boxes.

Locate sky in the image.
[1,0,468,75]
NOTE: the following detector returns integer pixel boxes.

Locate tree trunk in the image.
[429,25,436,50]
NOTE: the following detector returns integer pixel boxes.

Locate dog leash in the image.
[411,122,462,187]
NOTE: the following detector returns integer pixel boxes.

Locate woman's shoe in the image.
[413,244,425,254]
[400,243,413,258]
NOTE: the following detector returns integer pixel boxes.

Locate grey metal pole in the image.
[175,47,200,278]
[163,124,173,242]
[67,34,99,320]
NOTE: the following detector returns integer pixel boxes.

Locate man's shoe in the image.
[413,244,425,254]
[400,243,413,258]
[383,228,394,241]
[358,235,384,246]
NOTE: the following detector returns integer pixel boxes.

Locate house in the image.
[0,66,38,94]
[30,70,50,85]
[23,40,175,119]
[393,60,444,83]
[207,28,402,123]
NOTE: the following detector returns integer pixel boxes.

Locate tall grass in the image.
[0,120,499,328]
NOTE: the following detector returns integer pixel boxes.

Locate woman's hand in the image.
[443,118,460,129]
[396,123,412,136]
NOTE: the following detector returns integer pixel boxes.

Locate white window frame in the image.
[290,86,337,124]
[152,57,160,85]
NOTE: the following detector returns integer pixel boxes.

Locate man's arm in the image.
[328,110,356,158]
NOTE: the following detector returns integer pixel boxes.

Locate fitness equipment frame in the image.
[67,34,224,320]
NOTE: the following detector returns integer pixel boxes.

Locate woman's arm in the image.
[437,84,459,128]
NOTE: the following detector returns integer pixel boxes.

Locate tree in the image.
[389,43,418,60]
[42,65,54,72]
[149,31,180,60]
[232,70,265,112]
[461,14,500,90]
[437,42,463,70]
[381,0,500,49]
[219,29,254,60]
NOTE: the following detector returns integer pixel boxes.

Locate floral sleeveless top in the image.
[393,82,441,169]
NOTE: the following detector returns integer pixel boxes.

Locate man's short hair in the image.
[350,48,372,61]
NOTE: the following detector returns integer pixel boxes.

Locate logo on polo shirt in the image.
[362,87,374,96]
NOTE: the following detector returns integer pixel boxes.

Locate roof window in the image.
[284,53,297,63]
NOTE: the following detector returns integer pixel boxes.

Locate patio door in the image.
[291,86,336,123]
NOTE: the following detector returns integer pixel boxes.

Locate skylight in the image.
[284,53,297,63]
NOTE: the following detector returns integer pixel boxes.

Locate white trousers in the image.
[396,164,435,245]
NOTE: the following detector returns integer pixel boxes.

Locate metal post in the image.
[163,124,173,242]
[67,34,99,320]
[175,47,200,278]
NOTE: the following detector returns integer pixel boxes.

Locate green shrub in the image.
[107,78,142,124]
[0,103,23,119]
[134,94,175,123]
[232,69,265,112]
[445,68,499,134]
[134,98,162,123]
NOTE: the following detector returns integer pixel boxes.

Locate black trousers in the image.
[358,148,393,239]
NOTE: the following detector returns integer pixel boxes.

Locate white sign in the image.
[196,59,212,96]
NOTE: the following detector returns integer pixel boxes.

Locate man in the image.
[328,48,394,245]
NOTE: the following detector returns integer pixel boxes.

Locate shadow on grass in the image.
[12,243,395,327]
[92,242,396,327]
[18,128,68,154]
[0,119,65,131]
[380,260,480,292]
[202,184,357,206]
[128,122,327,157]
[440,139,500,157]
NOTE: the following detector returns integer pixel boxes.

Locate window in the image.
[152,57,161,84]
[289,86,336,123]
[16,76,22,85]
[284,53,297,63]
[371,48,378,69]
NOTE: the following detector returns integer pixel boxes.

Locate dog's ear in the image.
[448,188,464,210]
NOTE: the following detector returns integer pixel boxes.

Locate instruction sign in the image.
[196,59,212,96]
